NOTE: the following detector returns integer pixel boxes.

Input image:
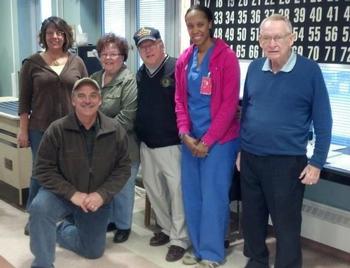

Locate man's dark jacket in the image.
[34,111,131,203]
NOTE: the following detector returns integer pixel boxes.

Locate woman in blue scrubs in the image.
[175,5,241,268]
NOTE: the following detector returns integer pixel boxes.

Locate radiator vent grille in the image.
[302,201,350,229]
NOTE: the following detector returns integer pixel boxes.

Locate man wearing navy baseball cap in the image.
[133,27,189,262]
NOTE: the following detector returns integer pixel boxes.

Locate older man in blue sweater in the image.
[238,14,332,268]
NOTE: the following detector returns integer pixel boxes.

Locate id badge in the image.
[200,75,212,95]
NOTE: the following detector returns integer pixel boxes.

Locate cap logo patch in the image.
[136,27,152,38]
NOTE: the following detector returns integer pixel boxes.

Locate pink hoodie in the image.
[175,38,240,148]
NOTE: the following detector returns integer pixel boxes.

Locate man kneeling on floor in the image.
[28,78,130,268]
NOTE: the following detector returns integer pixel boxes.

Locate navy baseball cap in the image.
[133,27,161,47]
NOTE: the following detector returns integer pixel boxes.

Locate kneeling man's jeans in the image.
[29,188,110,268]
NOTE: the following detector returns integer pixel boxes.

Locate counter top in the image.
[0,97,19,120]
[322,145,350,186]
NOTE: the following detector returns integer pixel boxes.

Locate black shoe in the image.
[166,245,185,262]
[224,239,230,248]
[113,229,131,243]
[106,222,117,232]
[149,232,170,246]
[24,222,29,236]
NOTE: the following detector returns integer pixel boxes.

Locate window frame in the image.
[102,0,182,73]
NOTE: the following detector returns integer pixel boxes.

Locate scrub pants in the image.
[181,139,239,263]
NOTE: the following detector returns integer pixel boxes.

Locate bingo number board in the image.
[194,0,350,64]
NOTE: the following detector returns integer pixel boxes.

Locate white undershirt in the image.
[50,65,64,75]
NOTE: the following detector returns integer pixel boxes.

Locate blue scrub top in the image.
[187,45,214,139]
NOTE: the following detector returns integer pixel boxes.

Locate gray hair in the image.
[260,14,293,33]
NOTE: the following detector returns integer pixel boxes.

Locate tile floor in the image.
[0,190,349,268]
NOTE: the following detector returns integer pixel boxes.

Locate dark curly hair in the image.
[38,16,74,52]
[96,33,129,62]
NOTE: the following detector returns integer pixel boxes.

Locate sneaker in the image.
[183,252,200,265]
[149,232,170,246]
[165,245,186,262]
[195,260,220,268]
[113,229,131,243]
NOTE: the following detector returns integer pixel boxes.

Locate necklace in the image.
[52,59,60,66]
[45,52,62,66]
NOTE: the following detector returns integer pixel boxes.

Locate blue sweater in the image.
[241,55,332,168]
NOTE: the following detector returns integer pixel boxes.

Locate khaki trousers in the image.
[140,142,189,249]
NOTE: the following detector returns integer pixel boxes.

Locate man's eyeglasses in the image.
[138,41,159,52]
[259,33,292,44]
[46,31,65,37]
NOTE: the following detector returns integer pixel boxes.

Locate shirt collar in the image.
[145,54,169,75]
[75,113,100,131]
[262,51,296,73]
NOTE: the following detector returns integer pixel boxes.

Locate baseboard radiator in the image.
[301,199,350,253]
